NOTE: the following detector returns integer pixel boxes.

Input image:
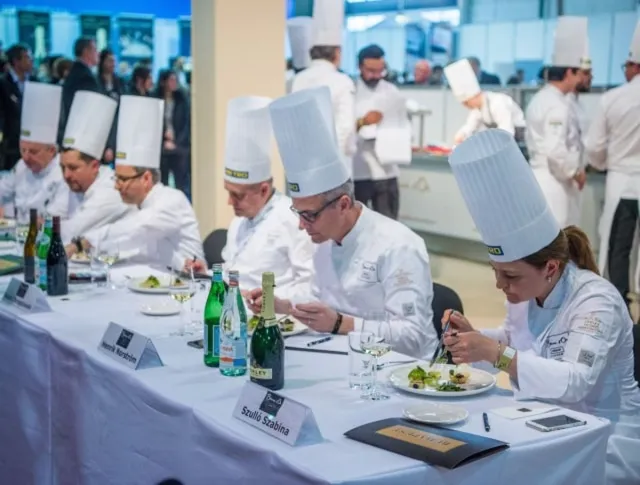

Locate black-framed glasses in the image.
[113,172,145,184]
[290,195,342,223]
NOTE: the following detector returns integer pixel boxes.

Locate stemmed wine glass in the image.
[96,241,120,289]
[169,267,198,336]
[360,313,393,401]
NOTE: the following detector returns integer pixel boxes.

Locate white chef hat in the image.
[628,20,640,64]
[224,96,273,184]
[449,129,561,262]
[444,59,481,102]
[115,95,164,169]
[312,0,344,47]
[269,86,349,197]
[288,17,313,70]
[552,16,588,68]
[20,81,62,145]
[62,91,117,160]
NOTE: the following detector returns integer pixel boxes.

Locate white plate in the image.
[140,301,181,316]
[403,402,469,425]
[127,276,171,294]
[248,315,309,338]
[388,363,496,398]
[69,254,91,264]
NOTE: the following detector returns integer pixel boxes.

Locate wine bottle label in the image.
[263,318,279,328]
[250,366,273,380]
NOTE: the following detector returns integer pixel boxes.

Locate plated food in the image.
[247,315,306,337]
[70,251,90,263]
[128,275,171,294]
[388,362,495,398]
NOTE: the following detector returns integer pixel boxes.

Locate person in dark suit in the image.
[468,56,501,85]
[128,65,153,96]
[0,43,34,171]
[154,69,191,200]
[97,48,124,166]
[59,37,101,158]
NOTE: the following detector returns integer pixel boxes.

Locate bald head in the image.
[414,60,431,84]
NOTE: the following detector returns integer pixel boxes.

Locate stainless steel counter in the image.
[399,154,606,264]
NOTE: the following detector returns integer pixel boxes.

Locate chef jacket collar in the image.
[333,203,367,248]
[309,59,336,72]
[140,183,161,210]
[537,262,572,310]
[248,189,277,225]
[33,152,60,180]
[81,166,112,201]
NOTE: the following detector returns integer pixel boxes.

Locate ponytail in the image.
[522,225,599,275]
[563,225,599,275]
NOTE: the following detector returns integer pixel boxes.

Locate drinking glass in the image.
[89,248,108,288]
[169,267,198,336]
[96,241,120,289]
[360,313,392,401]
[348,331,373,390]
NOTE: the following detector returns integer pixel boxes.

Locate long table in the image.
[0,264,610,485]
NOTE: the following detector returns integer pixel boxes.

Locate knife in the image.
[429,310,453,367]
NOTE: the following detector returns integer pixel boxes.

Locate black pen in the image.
[307,336,332,347]
[483,412,491,432]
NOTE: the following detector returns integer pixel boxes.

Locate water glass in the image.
[89,249,108,288]
[348,331,373,390]
[95,241,120,289]
[360,313,393,401]
[169,268,198,336]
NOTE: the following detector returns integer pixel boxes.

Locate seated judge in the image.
[444,59,525,145]
[80,95,204,267]
[0,81,69,220]
[60,91,133,249]
[185,96,314,299]
[246,87,438,359]
[444,129,640,485]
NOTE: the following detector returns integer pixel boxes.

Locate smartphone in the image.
[187,339,204,350]
[526,414,587,432]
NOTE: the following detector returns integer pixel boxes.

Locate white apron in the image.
[597,171,640,294]
[532,167,581,227]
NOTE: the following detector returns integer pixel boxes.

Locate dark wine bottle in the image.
[23,208,38,284]
[46,216,68,296]
[249,272,284,390]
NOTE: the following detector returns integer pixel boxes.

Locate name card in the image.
[1,277,51,313]
[98,322,163,370]
[233,382,323,447]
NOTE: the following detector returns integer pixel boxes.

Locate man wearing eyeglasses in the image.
[184,96,314,299]
[585,20,640,313]
[246,86,438,359]
[0,81,70,221]
[74,95,203,268]
[61,91,132,252]
[352,44,406,221]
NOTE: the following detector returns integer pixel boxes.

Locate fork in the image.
[376,359,417,370]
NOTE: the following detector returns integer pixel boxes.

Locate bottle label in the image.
[250,366,273,380]
[263,317,279,328]
[220,341,247,368]
[38,259,47,289]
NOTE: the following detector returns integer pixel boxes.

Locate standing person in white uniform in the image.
[80,95,204,268]
[525,16,588,227]
[444,129,640,485]
[291,0,356,172]
[185,96,314,299]
[444,59,525,145]
[60,91,133,248]
[286,17,312,93]
[585,21,640,311]
[0,81,69,220]
[353,44,410,220]
[567,54,593,140]
[246,86,438,359]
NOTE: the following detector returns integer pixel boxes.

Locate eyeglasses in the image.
[290,195,343,223]
[113,172,144,184]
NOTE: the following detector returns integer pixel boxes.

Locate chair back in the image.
[203,229,227,266]
[633,323,640,388]
[431,282,464,340]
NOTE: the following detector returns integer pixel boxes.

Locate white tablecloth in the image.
[0,264,610,485]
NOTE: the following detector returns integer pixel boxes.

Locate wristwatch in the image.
[331,312,343,335]
[495,343,516,371]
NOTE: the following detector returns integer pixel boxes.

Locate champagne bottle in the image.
[23,208,38,284]
[204,264,225,367]
[250,272,284,390]
[36,216,53,292]
[46,216,68,296]
[219,270,248,376]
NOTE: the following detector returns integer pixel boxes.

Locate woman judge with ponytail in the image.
[444,129,640,485]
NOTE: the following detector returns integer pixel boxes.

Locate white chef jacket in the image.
[291,59,356,166]
[221,191,314,300]
[85,183,204,268]
[482,263,640,484]
[352,78,400,182]
[526,84,582,227]
[455,91,525,140]
[567,92,590,145]
[62,166,133,244]
[304,205,437,359]
[585,75,640,199]
[0,154,69,219]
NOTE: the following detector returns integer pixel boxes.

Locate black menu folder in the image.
[344,418,509,469]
